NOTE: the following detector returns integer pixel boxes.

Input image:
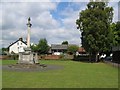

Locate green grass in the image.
[2,60,118,88]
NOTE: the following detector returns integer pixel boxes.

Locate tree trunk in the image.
[89,52,92,63]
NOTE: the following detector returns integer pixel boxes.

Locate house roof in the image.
[51,44,68,50]
[8,38,27,48]
[78,47,86,52]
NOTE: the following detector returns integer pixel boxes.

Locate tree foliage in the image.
[62,41,68,45]
[31,38,49,54]
[76,2,113,61]
[111,21,120,46]
[30,44,38,52]
[37,38,49,54]
[68,45,79,55]
[0,48,8,55]
[1,48,8,52]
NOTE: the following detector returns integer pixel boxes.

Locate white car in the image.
[53,52,61,55]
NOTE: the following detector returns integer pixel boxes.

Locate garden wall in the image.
[0,55,9,60]
[0,55,19,60]
[44,55,60,60]
[39,54,74,60]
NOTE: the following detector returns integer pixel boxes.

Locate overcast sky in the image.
[0,0,119,48]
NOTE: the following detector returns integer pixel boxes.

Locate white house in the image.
[8,38,27,54]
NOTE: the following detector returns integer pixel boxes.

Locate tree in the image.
[1,48,8,52]
[37,38,49,54]
[76,1,113,62]
[0,48,8,55]
[30,44,38,52]
[112,21,120,46]
[62,41,68,45]
[68,45,79,55]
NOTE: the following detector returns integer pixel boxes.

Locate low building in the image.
[78,47,86,54]
[8,38,27,54]
[76,47,88,56]
[51,44,68,55]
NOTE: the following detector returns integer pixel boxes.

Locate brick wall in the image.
[0,55,10,60]
[44,55,60,60]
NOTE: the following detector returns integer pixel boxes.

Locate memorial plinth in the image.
[18,48,38,64]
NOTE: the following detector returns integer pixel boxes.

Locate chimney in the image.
[19,37,23,41]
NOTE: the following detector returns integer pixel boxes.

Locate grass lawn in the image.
[2,60,118,88]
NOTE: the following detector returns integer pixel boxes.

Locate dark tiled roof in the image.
[51,44,68,50]
[8,38,27,48]
[78,47,86,52]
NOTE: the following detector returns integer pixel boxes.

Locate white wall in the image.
[9,41,27,54]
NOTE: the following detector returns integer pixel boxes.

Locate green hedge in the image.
[74,55,89,61]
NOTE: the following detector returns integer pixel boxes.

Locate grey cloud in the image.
[1,2,59,47]
[2,2,57,30]
[30,26,81,46]
[32,11,60,29]
[2,2,118,48]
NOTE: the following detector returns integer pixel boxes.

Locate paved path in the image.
[2,64,64,72]
[104,61,120,68]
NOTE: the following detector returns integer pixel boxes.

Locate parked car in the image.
[53,52,61,55]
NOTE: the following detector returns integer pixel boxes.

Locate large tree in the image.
[30,44,38,52]
[112,21,120,46]
[68,45,79,55]
[62,41,69,45]
[37,38,49,54]
[76,1,113,62]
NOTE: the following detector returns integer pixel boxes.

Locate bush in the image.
[60,54,64,59]
[74,55,89,62]
[10,54,19,60]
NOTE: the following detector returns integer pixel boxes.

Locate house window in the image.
[17,42,19,45]
[21,43,22,45]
